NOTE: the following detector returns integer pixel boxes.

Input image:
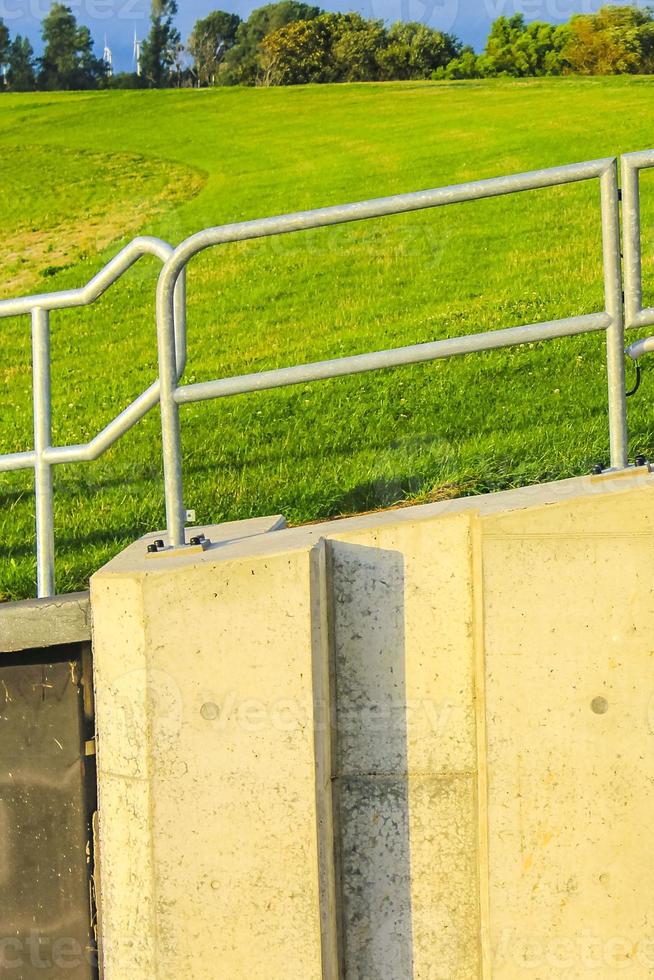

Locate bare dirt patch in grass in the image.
[0,146,205,295]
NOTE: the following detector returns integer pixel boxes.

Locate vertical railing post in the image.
[600,160,629,470]
[156,264,187,548]
[621,155,642,329]
[31,306,56,597]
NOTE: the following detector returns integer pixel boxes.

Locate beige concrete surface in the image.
[0,591,90,653]
[481,489,654,978]
[92,517,337,979]
[90,471,654,979]
[328,521,480,979]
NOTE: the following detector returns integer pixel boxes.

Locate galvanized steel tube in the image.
[600,163,629,470]
[621,155,643,329]
[156,157,618,544]
[175,314,611,405]
[31,308,55,598]
[626,335,654,360]
[621,151,654,331]
[161,159,613,276]
[0,236,175,319]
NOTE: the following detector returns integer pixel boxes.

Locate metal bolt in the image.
[591,464,603,475]
[154,539,165,549]
[147,543,159,554]
[635,454,647,467]
[189,536,202,546]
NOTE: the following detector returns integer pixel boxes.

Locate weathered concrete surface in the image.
[0,591,90,653]
[481,489,654,978]
[91,516,337,980]
[90,473,654,979]
[328,523,480,980]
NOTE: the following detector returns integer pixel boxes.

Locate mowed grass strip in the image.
[1,77,654,599]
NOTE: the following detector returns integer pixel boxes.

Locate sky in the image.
[2,0,651,74]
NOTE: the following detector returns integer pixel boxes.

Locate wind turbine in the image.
[103,35,113,76]
[133,29,142,77]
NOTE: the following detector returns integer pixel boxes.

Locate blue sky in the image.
[2,0,650,73]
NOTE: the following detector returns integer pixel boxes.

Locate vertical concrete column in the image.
[480,490,654,978]
[91,532,338,979]
[328,515,483,980]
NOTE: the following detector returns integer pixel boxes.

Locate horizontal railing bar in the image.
[164,159,614,272]
[626,335,654,359]
[0,450,37,473]
[621,150,654,170]
[174,312,610,405]
[630,308,654,329]
[0,236,174,318]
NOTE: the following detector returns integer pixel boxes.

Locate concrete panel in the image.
[0,592,90,654]
[91,528,337,979]
[481,490,654,978]
[89,473,654,979]
[328,518,481,980]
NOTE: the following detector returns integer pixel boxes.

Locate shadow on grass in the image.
[0,431,454,508]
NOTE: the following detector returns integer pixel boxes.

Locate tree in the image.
[39,4,107,90]
[107,71,141,89]
[259,12,465,85]
[222,2,322,84]
[378,22,460,80]
[435,45,482,79]
[563,5,654,75]
[7,36,36,91]
[140,0,181,88]
[331,14,386,81]
[259,16,332,84]
[259,13,384,84]
[189,11,241,86]
[475,14,567,77]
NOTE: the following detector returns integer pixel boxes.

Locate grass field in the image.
[2,76,654,599]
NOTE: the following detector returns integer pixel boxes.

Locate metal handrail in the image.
[155,156,627,550]
[4,153,653,597]
[622,151,654,367]
[0,236,186,597]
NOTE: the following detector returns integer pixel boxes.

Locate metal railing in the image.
[623,150,654,364]
[0,237,187,597]
[3,152,654,597]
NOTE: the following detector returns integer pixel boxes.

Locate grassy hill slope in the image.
[1,77,654,598]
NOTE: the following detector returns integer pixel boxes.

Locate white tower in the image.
[133,30,142,77]
[103,35,113,76]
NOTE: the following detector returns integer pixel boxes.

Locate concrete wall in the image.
[90,472,654,978]
[0,592,90,654]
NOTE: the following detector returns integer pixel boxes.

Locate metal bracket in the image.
[146,532,211,559]
[590,462,652,482]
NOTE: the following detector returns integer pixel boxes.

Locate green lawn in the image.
[2,77,654,599]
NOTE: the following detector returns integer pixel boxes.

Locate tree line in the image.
[2,3,654,91]
[0,0,180,91]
